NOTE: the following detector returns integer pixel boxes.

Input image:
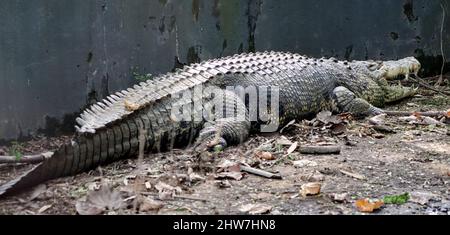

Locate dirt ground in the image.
[0,85,449,215]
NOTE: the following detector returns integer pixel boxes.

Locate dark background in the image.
[0,0,448,142]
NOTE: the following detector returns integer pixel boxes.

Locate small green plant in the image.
[275,144,283,153]
[70,187,88,198]
[9,141,23,161]
[131,67,153,82]
[383,193,410,205]
[213,145,224,153]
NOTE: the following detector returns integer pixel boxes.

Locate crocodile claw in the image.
[193,136,227,153]
[370,107,385,116]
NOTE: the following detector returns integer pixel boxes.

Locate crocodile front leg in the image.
[332,86,384,117]
[195,90,251,151]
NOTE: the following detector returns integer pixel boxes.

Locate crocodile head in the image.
[376,57,421,79]
[351,57,421,80]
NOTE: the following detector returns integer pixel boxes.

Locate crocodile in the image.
[0,51,421,198]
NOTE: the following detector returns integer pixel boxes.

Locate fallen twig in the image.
[340,170,366,180]
[140,192,209,202]
[409,77,450,96]
[0,152,53,164]
[299,145,341,155]
[383,110,448,118]
[240,165,282,179]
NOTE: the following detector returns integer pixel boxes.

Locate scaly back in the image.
[75,51,308,134]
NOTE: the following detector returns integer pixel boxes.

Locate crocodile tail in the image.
[0,120,142,198]
[0,144,72,198]
[0,162,47,197]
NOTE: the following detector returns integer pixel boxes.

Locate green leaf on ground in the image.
[383,193,410,205]
[9,141,23,161]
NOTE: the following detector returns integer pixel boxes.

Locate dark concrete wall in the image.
[0,0,448,141]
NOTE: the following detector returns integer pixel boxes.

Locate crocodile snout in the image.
[382,57,421,80]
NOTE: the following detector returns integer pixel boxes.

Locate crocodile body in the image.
[0,51,420,198]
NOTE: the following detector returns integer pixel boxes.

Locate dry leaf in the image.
[300,182,322,197]
[410,191,437,205]
[154,179,184,201]
[280,120,296,134]
[276,137,293,146]
[159,191,174,201]
[75,184,124,215]
[189,173,206,182]
[412,112,422,118]
[239,203,273,215]
[340,170,366,180]
[329,193,348,203]
[355,199,384,213]
[87,182,101,191]
[124,100,140,111]
[38,204,52,214]
[139,197,164,212]
[372,133,385,139]
[422,116,443,125]
[293,160,318,168]
[226,164,241,172]
[287,142,298,155]
[316,111,342,124]
[338,113,354,121]
[217,160,241,173]
[256,151,275,161]
[215,172,244,181]
[155,182,182,196]
[369,114,387,126]
[76,202,104,215]
[26,184,47,201]
[399,115,419,122]
[217,160,240,171]
[308,173,325,182]
[249,192,272,200]
[215,180,232,188]
[399,115,443,126]
[331,123,347,135]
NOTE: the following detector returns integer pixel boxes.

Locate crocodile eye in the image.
[368,64,378,71]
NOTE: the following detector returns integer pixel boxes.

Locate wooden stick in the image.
[0,152,53,164]
[409,77,450,96]
[340,170,366,180]
[299,145,341,155]
[383,110,448,117]
[140,192,209,202]
[240,165,282,179]
[241,166,282,179]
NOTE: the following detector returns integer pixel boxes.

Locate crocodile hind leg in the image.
[332,86,384,117]
[195,90,251,151]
